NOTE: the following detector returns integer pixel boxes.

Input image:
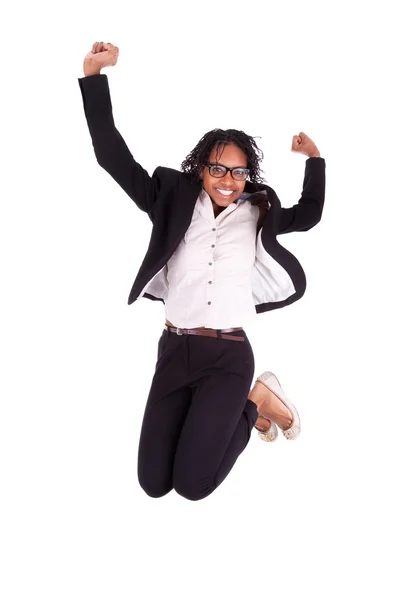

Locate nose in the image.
[221,171,234,182]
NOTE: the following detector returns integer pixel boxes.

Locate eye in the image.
[232,169,248,180]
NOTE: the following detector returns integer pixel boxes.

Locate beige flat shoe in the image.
[255,419,278,442]
[255,371,301,440]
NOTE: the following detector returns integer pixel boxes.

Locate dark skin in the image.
[199,143,266,232]
[199,144,248,216]
[200,144,267,233]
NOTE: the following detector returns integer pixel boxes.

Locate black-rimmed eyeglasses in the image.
[204,163,250,181]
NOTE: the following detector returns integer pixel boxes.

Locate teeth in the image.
[217,189,233,196]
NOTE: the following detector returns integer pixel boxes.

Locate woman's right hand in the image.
[83,41,119,75]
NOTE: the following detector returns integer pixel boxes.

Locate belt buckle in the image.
[176,327,183,335]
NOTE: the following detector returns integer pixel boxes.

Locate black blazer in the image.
[78,74,326,313]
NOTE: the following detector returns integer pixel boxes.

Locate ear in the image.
[198,165,204,180]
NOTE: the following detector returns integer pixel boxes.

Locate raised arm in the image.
[276,132,326,234]
[78,42,161,215]
[277,156,326,234]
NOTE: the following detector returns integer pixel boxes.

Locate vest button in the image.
[208,281,212,284]
[211,244,215,248]
[209,262,212,266]
[208,301,211,305]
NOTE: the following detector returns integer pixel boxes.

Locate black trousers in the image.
[137,326,258,501]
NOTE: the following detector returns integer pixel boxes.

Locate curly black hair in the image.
[180,129,267,188]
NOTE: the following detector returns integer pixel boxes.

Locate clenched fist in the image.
[83,41,119,76]
[291,132,320,158]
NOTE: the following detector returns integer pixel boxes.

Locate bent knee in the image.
[138,474,172,499]
[173,474,215,502]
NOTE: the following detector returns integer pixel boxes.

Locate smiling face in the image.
[199,143,248,215]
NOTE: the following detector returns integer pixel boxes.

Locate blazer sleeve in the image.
[78,73,160,215]
[277,157,326,235]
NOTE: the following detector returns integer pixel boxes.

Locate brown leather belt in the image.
[164,325,245,342]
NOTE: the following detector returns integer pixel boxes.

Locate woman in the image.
[78,41,326,501]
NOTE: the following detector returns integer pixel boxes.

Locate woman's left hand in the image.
[291,132,320,157]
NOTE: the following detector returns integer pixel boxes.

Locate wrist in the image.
[83,59,102,77]
[308,152,321,158]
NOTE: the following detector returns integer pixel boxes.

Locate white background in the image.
[1,1,399,598]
